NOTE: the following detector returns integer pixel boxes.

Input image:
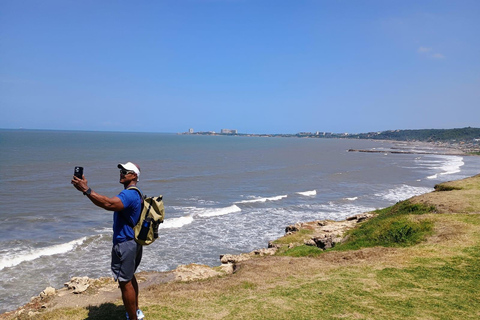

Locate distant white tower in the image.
[189,128,194,134]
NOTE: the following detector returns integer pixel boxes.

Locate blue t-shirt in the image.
[113,188,142,245]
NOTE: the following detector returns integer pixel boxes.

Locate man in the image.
[72,162,145,320]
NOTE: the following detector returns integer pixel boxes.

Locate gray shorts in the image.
[111,239,143,282]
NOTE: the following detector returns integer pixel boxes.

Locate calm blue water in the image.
[1,130,479,313]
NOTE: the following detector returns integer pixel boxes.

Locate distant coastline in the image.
[180,127,480,154]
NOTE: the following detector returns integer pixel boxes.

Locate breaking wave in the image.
[236,195,288,204]
[0,237,87,271]
[197,205,241,217]
[296,190,317,196]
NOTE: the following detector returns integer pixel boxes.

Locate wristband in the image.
[83,188,92,196]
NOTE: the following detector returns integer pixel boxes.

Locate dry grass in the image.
[411,174,480,213]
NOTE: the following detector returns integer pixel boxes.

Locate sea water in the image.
[1,130,479,313]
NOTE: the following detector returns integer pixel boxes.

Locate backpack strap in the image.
[127,186,154,221]
[125,186,144,227]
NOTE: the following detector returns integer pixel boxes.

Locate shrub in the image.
[377,217,433,246]
[335,201,435,251]
[434,184,462,192]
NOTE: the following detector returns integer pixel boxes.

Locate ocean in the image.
[1,129,479,313]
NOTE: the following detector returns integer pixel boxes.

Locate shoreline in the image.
[0,141,477,318]
[3,169,480,318]
[1,212,373,319]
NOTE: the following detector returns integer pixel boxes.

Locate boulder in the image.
[174,264,221,282]
[253,248,277,256]
[64,277,90,294]
[285,223,301,233]
[220,253,251,264]
[219,263,235,275]
[310,235,342,250]
[346,213,373,223]
[316,220,327,226]
[268,241,281,249]
[39,287,56,299]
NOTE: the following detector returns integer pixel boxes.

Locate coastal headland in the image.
[3,174,480,319]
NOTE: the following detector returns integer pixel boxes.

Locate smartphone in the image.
[74,166,84,179]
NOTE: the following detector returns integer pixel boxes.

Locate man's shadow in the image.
[86,303,126,320]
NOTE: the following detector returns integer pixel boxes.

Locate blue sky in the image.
[1,0,479,134]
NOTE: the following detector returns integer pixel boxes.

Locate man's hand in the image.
[71,175,124,211]
[71,175,89,193]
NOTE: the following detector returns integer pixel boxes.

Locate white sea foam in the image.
[298,202,376,220]
[375,185,433,202]
[159,215,194,229]
[0,237,87,271]
[236,195,288,204]
[296,190,317,196]
[197,205,241,217]
[424,156,464,179]
[345,197,358,201]
[439,156,464,175]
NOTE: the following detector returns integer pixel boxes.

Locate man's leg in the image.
[120,280,137,320]
[132,275,139,311]
[112,241,143,319]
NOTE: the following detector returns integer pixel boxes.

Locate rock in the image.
[346,213,373,223]
[356,214,371,223]
[268,241,280,249]
[64,277,90,294]
[253,248,277,256]
[311,235,339,250]
[304,239,316,246]
[220,253,251,264]
[219,263,234,275]
[15,309,25,317]
[285,223,301,233]
[174,264,221,282]
[40,287,56,299]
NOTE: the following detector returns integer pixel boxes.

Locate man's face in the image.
[119,169,136,184]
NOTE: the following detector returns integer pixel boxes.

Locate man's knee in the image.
[119,279,132,289]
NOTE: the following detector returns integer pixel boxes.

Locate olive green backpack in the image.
[127,187,165,245]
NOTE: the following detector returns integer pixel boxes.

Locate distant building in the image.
[221,129,237,134]
[189,128,194,134]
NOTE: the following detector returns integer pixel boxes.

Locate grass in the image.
[278,244,324,257]
[273,228,314,246]
[335,201,435,251]
[9,175,480,320]
[278,201,436,256]
[434,184,462,192]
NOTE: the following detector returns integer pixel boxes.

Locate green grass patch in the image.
[434,183,463,191]
[335,201,435,251]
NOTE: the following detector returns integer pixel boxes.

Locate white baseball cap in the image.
[118,162,141,180]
